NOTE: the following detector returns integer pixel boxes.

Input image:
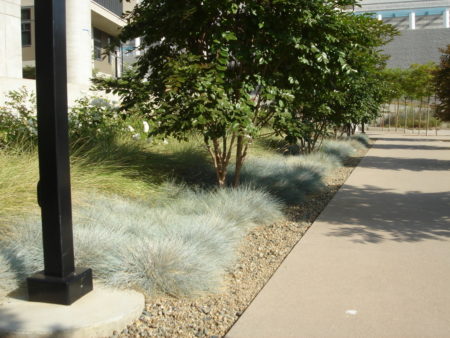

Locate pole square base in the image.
[27,268,93,305]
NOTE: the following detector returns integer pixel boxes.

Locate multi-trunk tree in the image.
[95,0,396,186]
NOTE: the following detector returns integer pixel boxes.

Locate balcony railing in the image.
[93,0,123,17]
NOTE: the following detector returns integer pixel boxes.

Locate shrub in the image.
[0,89,147,149]
[320,140,356,162]
[22,66,36,79]
[236,155,327,204]
[351,133,370,148]
[0,187,282,299]
[0,87,37,148]
[235,138,360,204]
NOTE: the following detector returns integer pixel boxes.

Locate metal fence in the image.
[369,99,441,136]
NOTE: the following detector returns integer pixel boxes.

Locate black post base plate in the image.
[27,268,93,305]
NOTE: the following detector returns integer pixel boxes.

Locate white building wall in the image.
[66,0,92,86]
[357,0,450,11]
[0,0,22,78]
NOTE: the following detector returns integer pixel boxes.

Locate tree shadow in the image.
[0,307,23,334]
[373,144,450,151]
[373,137,446,142]
[323,185,450,244]
[357,156,450,171]
[71,137,216,188]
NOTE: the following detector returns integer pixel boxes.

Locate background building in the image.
[355,0,450,68]
[0,0,139,104]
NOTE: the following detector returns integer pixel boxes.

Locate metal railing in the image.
[93,0,123,17]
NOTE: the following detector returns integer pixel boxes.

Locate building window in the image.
[93,28,103,60]
[93,28,113,63]
[21,8,32,46]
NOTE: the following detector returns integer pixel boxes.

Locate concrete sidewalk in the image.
[228,133,450,338]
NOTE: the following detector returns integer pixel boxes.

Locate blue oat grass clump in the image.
[351,133,370,148]
[236,153,333,205]
[0,186,282,299]
[235,137,364,205]
[320,140,356,162]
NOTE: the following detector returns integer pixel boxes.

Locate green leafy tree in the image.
[95,0,395,185]
[273,12,396,147]
[435,46,450,121]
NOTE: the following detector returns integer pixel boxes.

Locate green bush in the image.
[22,66,36,79]
[0,88,149,150]
[0,87,37,148]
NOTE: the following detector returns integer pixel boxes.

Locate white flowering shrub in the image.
[0,88,150,148]
[0,87,37,147]
[69,96,124,140]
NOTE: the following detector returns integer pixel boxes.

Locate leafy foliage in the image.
[434,46,450,121]
[0,88,147,149]
[0,87,37,148]
[94,0,394,186]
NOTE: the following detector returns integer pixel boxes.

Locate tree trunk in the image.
[404,97,408,133]
[387,104,391,131]
[205,137,233,187]
[233,136,248,188]
[418,97,423,135]
[396,99,400,132]
[426,96,430,136]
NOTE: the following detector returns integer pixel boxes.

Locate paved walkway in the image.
[228,133,450,338]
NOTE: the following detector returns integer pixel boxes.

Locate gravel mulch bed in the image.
[115,145,370,338]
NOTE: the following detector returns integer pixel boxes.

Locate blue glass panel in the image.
[356,7,446,18]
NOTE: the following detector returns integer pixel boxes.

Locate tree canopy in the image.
[434,46,450,121]
[95,0,397,186]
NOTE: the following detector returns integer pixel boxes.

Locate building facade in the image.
[0,0,138,103]
[355,0,450,68]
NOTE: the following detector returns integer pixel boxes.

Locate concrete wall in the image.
[383,28,450,68]
[66,0,92,86]
[122,0,137,14]
[357,0,450,11]
[0,77,118,106]
[0,0,22,78]
[0,77,90,106]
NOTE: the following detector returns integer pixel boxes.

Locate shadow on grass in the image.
[323,185,450,244]
[71,136,216,188]
[254,137,291,155]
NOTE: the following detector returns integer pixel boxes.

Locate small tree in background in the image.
[434,46,450,121]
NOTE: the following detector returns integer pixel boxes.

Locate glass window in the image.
[21,8,31,20]
[21,8,32,46]
[93,28,113,63]
[93,28,103,60]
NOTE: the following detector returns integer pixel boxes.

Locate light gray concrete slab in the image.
[0,283,144,337]
[228,133,450,338]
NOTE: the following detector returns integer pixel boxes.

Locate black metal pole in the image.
[26,0,93,305]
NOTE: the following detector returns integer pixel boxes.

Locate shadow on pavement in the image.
[323,185,450,244]
[358,156,450,171]
[373,144,450,151]
[0,307,23,334]
[373,137,446,142]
